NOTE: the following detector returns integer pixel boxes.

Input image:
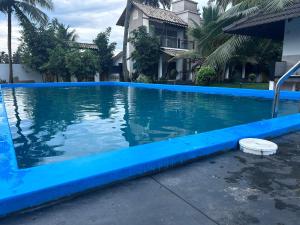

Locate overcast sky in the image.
[0,0,208,54]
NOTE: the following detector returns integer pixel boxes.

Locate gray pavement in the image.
[1,132,300,225]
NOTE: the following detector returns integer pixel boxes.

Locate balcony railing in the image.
[158,36,195,50]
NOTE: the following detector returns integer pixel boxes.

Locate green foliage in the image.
[129,26,160,78]
[65,50,98,81]
[0,0,53,24]
[248,73,256,82]
[169,69,178,80]
[190,0,289,69]
[136,74,153,83]
[196,66,216,86]
[93,27,116,80]
[18,22,57,72]
[17,19,115,82]
[41,46,70,81]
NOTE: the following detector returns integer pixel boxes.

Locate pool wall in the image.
[2,81,300,100]
[1,82,300,217]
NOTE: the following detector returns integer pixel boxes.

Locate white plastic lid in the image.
[239,138,278,156]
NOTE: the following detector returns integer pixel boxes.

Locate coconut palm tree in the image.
[122,0,171,82]
[0,0,53,83]
[194,0,297,67]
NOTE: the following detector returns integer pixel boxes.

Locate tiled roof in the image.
[117,2,188,27]
[133,2,187,27]
[224,2,300,40]
[68,42,98,50]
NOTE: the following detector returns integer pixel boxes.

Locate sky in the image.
[0,0,208,54]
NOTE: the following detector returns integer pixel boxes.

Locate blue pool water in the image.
[3,86,300,169]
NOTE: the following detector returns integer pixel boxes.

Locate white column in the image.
[158,55,163,79]
[242,62,246,79]
[225,66,230,79]
[269,81,275,90]
[94,72,100,82]
[176,59,183,80]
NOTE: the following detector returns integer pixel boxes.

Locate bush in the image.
[169,69,178,80]
[248,73,257,82]
[196,66,216,86]
[136,74,152,83]
[0,79,6,84]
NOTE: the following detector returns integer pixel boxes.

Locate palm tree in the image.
[52,19,78,42]
[0,0,53,83]
[122,0,171,82]
[194,0,297,67]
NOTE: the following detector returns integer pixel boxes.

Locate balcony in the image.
[159,36,195,50]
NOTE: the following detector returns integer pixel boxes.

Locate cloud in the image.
[0,0,207,53]
[0,0,126,53]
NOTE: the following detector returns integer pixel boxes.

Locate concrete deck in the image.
[1,132,300,225]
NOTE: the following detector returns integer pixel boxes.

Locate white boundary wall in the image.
[0,64,43,83]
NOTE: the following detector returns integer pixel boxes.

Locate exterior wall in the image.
[0,64,43,83]
[275,18,300,91]
[282,17,300,66]
[172,0,198,13]
[110,54,123,81]
[126,2,200,79]
[172,0,201,28]
[127,7,145,75]
[175,11,201,28]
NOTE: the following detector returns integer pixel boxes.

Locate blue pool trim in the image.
[2,81,300,100]
[1,82,300,217]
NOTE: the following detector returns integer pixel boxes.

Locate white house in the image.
[116,0,202,81]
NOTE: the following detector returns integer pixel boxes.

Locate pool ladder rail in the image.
[272,61,300,118]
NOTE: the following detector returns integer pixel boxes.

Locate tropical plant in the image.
[93,27,116,81]
[197,0,297,67]
[52,18,78,47]
[128,26,160,78]
[122,0,171,82]
[196,66,216,86]
[0,0,53,83]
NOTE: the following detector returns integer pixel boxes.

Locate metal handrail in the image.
[272,61,300,118]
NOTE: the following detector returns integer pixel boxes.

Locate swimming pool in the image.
[1,82,300,217]
[3,85,300,169]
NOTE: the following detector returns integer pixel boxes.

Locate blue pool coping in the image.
[1,82,300,217]
[2,81,300,100]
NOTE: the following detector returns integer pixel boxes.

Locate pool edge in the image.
[1,82,300,217]
[1,113,300,217]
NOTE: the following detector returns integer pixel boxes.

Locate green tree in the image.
[19,22,57,73]
[0,0,53,83]
[65,50,97,82]
[18,19,79,80]
[93,27,116,81]
[128,26,160,79]
[122,0,171,82]
[41,46,70,81]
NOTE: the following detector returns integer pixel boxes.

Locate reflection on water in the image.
[3,86,300,169]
